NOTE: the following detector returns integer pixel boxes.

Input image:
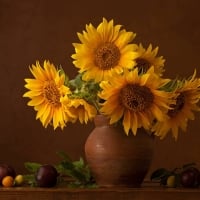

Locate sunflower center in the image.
[43,81,61,107]
[94,42,120,70]
[120,84,154,112]
[135,58,151,73]
[168,93,185,117]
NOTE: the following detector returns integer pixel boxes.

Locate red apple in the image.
[35,164,58,187]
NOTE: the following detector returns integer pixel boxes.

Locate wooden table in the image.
[0,183,200,200]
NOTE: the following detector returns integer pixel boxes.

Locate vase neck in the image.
[94,115,110,127]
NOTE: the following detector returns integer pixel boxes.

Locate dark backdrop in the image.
[0,0,200,176]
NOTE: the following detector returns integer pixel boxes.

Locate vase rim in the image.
[94,114,110,126]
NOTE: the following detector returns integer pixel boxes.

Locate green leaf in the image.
[24,162,42,173]
[56,151,72,162]
[55,154,94,185]
[73,157,84,168]
[150,168,170,181]
[182,162,196,169]
[23,174,37,187]
[67,181,98,189]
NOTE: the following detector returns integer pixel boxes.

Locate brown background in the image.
[0,0,200,177]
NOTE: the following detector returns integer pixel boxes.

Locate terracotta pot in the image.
[84,114,154,187]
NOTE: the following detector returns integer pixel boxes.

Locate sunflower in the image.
[63,98,97,124]
[23,60,75,129]
[72,18,138,82]
[153,70,200,140]
[99,67,174,135]
[134,43,165,76]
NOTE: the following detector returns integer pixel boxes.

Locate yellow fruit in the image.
[2,176,14,187]
[14,174,24,186]
[167,175,176,187]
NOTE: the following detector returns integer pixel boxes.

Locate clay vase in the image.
[84,114,154,187]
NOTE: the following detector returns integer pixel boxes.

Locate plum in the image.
[35,164,58,187]
[180,167,200,188]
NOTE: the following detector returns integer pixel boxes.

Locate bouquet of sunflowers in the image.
[23,18,200,140]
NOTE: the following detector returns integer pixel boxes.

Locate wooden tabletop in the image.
[0,183,199,200]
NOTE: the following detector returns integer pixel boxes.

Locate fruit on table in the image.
[14,174,24,186]
[166,175,176,188]
[35,164,58,187]
[2,176,14,187]
[180,167,200,188]
[0,164,16,184]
